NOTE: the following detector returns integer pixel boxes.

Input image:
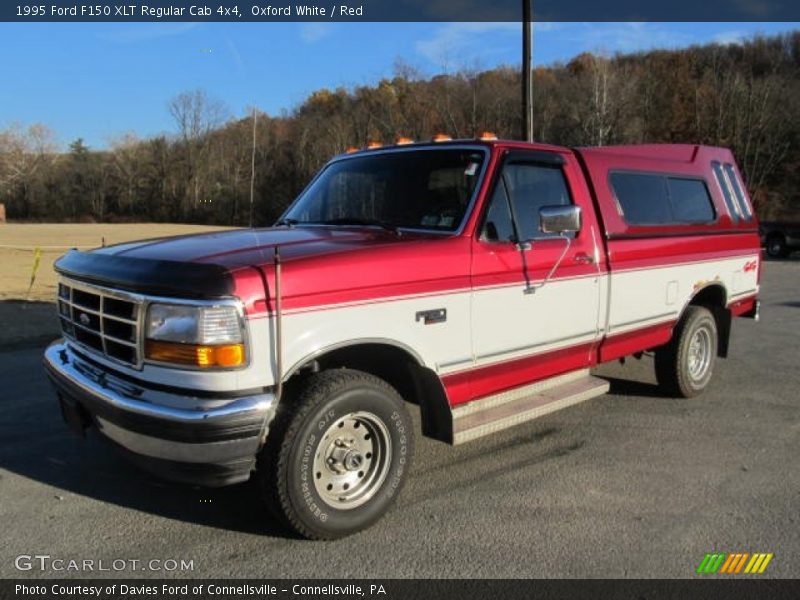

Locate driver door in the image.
[468,150,604,401]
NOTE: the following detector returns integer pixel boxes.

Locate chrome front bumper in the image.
[43,340,276,486]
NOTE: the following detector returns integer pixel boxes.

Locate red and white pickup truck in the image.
[44,138,761,539]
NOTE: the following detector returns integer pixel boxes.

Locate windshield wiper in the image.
[320,217,399,233]
[274,218,299,228]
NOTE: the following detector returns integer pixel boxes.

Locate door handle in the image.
[574,253,594,264]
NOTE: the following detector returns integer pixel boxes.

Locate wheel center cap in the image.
[343,450,363,471]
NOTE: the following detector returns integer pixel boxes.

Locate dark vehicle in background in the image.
[760,221,800,258]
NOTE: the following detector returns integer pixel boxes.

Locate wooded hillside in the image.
[1,31,798,225]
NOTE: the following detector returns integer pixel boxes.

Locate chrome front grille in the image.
[57,279,143,368]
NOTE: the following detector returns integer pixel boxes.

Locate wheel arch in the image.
[681,282,731,358]
[283,340,453,444]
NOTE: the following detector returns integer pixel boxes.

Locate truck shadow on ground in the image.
[3,427,300,538]
[602,376,667,398]
[0,353,296,539]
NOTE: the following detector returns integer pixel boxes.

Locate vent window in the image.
[712,161,740,222]
[723,163,753,221]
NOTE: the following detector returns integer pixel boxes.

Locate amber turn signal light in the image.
[145,340,245,368]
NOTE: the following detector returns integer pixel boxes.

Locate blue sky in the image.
[0,21,797,148]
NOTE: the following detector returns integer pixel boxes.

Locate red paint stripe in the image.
[443,341,596,406]
[599,320,675,363]
[729,295,757,317]
[471,266,599,290]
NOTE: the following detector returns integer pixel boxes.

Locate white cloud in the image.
[712,30,747,46]
[415,22,521,68]
[299,23,333,44]
[569,22,693,54]
[99,23,199,43]
[224,34,245,74]
[413,21,692,70]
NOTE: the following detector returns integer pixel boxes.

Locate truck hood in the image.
[93,226,412,268]
[57,226,469,308]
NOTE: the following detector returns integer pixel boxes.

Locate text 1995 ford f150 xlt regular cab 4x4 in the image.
[44,137,761,539]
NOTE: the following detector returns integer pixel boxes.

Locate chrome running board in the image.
[451,369,609,445]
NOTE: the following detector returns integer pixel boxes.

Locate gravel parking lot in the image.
[1,260,797,579]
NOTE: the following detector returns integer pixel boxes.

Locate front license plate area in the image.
[58,394,89,438]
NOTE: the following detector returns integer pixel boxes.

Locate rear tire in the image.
[257,369,413,540]
[655,306,718,398]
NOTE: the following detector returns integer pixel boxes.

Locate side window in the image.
[667,178,715,223]
[723,163,753,221]
[711,161,740,222]
[483,162,573,242]
[610,172,671,225]
[611,172,715,225]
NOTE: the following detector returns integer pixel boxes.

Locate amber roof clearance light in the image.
[366,141,383,149]
[479,131,498,141]
[395,136,414,145]
[432,133,452,142]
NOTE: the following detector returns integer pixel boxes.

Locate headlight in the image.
[145,303,246,368]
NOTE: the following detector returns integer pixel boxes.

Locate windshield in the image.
[282,148,486,232]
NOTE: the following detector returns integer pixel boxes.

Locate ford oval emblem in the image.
[79,313,91,326]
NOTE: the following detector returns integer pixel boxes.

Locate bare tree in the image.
[169,89,228,142]
[0,123,56,217]
[109,133,143,215]
[168,89,229,212]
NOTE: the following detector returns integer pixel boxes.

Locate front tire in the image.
[655,306,718,398]
[257,369,414,540]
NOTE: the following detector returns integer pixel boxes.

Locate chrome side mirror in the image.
[540,205,581,234]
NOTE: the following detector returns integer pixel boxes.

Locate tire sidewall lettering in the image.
[298,431,328,522]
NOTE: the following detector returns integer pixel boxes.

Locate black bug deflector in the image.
[55,249,235,298]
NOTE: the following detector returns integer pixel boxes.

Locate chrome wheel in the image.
[312,411,392,510]
[687,327,712,381]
